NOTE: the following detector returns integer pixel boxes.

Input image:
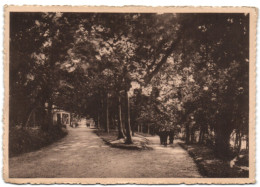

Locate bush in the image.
[9,126,68,157]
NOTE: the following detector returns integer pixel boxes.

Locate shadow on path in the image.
[9,127,202,178]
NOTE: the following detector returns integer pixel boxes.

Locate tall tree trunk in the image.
[23,102,39,129]
[199,129,203,143]
[246,136,249,150]
[97,112,100,129]
[190,129,195,144]
[69,113,72,127]
[117,94,125,139]
[100,97,104,129]
[235,130,242,154]
[124,90,133,144]
[39,103,47,131]
[131,122,135,136]
[111,116,115,129]
[33,110,36,127]
[25,107,36,128]
[185,123,190,144]
[199,127,205,144]
[237,131,242,153]
[105,93,109,133]
[215,127,232,160]
[47,100,53,131]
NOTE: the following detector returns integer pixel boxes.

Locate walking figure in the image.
[162,130,169,147]
[158,127,169,146]
[169,129,174,144]
[158,127,164,145]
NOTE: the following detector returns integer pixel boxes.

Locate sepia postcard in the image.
[3,6,257,184]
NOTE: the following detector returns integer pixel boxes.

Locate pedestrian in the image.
[162,130,168,147]
[157,128,164,145]
[169,129,174,144]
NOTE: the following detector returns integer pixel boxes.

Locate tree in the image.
[10,13,249,155]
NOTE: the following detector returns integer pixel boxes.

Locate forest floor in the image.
[9,127,201,178]
[179,143,249,178]
[95,130,151,150]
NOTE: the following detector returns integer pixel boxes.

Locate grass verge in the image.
[9,126,68,157]
[179,143,249,178]
[95,129,152,150]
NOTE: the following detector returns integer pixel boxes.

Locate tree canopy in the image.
[10,12,249,158]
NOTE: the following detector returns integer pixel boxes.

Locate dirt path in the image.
[9,127,201,178]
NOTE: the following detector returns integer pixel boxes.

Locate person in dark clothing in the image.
[157,127,164,145]
[169,129,174,144]
[162,130,169,147]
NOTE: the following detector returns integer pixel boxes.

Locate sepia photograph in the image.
[3,6,256,184]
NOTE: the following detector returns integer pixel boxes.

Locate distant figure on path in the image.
[158,128,164,145]
[162,130,169,147]
[169,129,174,144]
[157,127,170,146]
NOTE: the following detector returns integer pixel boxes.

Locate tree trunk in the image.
[97,112,100,129]
[131,123,135,136]
[57,113,62,128]
[215,127,232,160]
[69,113,72,127]
[199,129,203,143]
[185,123,190,144]
[190,130,195,144]
[235,130,242,154]
[124,90,133,144]
[246,136,249,150]
[100,97,104,130]
[199,127,205,144]
[111,116,115,129]
[47,100,53,131]
[237,131,242,153]
[39,105,47,131]
[23,102,39,129]
[105,93,109,133]
[25,107,36,128]
[33,110,36,127]
[117,94,125,139]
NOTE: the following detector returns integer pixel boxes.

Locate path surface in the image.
[9,127,201,178]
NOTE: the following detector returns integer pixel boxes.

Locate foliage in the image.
[9,126,68,157]
[10,12,249,159]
